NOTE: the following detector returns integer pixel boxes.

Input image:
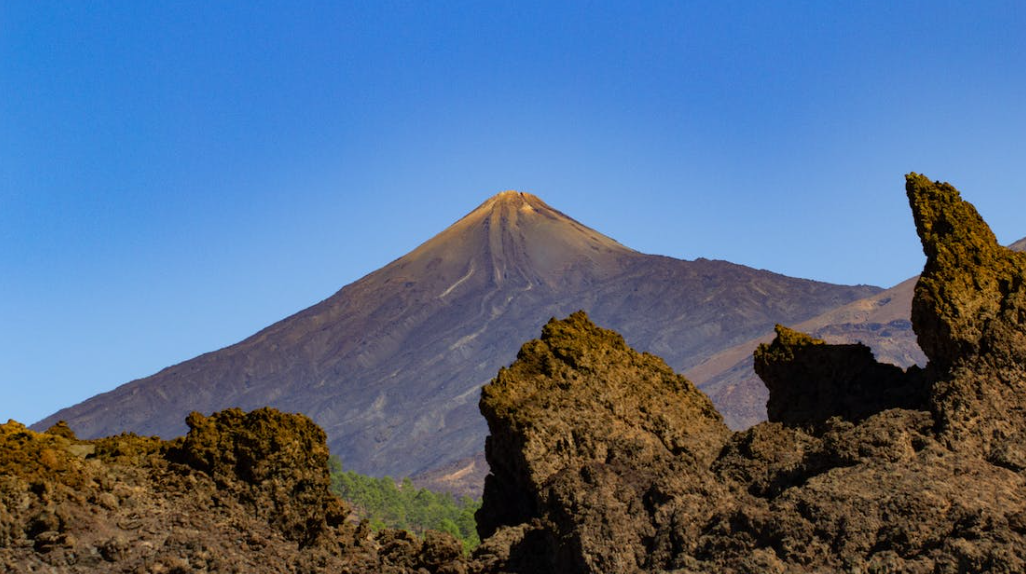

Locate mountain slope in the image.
[35,192,879,479]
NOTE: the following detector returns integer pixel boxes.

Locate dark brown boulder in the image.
[476,311,730,572]
[754,324,928,430]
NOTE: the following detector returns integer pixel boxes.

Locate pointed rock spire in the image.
[906,173,1026,468]
[906,172,1026,371]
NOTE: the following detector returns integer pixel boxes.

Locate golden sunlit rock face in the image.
[906,174,1026,470]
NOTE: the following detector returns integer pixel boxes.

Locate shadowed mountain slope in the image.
[35,191,878,479]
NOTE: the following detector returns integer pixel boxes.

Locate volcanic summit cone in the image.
[36,191,877,480]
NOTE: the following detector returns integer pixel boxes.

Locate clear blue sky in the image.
[3,2,1025,425]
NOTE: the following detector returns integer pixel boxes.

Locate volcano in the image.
[35,191,879,480]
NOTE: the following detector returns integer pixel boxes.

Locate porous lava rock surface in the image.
[472,174,1026,573]
[0,408,467,573]
[476,311,731,572]
[906,173,1026,471]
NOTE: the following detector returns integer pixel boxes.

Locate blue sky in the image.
[2,2,1025,425]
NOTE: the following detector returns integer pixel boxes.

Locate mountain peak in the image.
[491,189,531,200]
[399,190,637,289]
[468,189,546,216]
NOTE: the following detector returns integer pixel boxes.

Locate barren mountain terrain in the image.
[35,192,877,480]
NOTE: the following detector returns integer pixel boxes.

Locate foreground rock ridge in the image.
[474,174,1026,573]
[1,409,468,573]
[7,174,1025,573]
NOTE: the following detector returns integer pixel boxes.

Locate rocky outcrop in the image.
[472,174,1026,573]
[696,236,1026,432]
[754,324,928,429]
[906,173,1026,470]
[908,173,1026,372]
[0,408,468,573]
[164,408,346,548]
[476,312,730,572]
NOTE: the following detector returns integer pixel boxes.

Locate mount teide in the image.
[36,192,879,479]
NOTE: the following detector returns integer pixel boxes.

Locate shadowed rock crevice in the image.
[754,324,928,431]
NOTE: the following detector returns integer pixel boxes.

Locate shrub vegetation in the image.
[328,455,481,551]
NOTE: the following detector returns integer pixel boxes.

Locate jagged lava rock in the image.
[164,408,346,548]
[908,173,1026,370]
[473,174,1026,573]
[906,173,1026,469]
[0,408,468,573]
[476,311,730,572]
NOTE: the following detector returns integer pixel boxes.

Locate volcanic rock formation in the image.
[0,408,467,573]
[36,191,878,481]
[908,174,1026,471]
[753,324,927,429]
[473,174,1026,573]
[693,238,1026,431]
[476,312,732,572]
